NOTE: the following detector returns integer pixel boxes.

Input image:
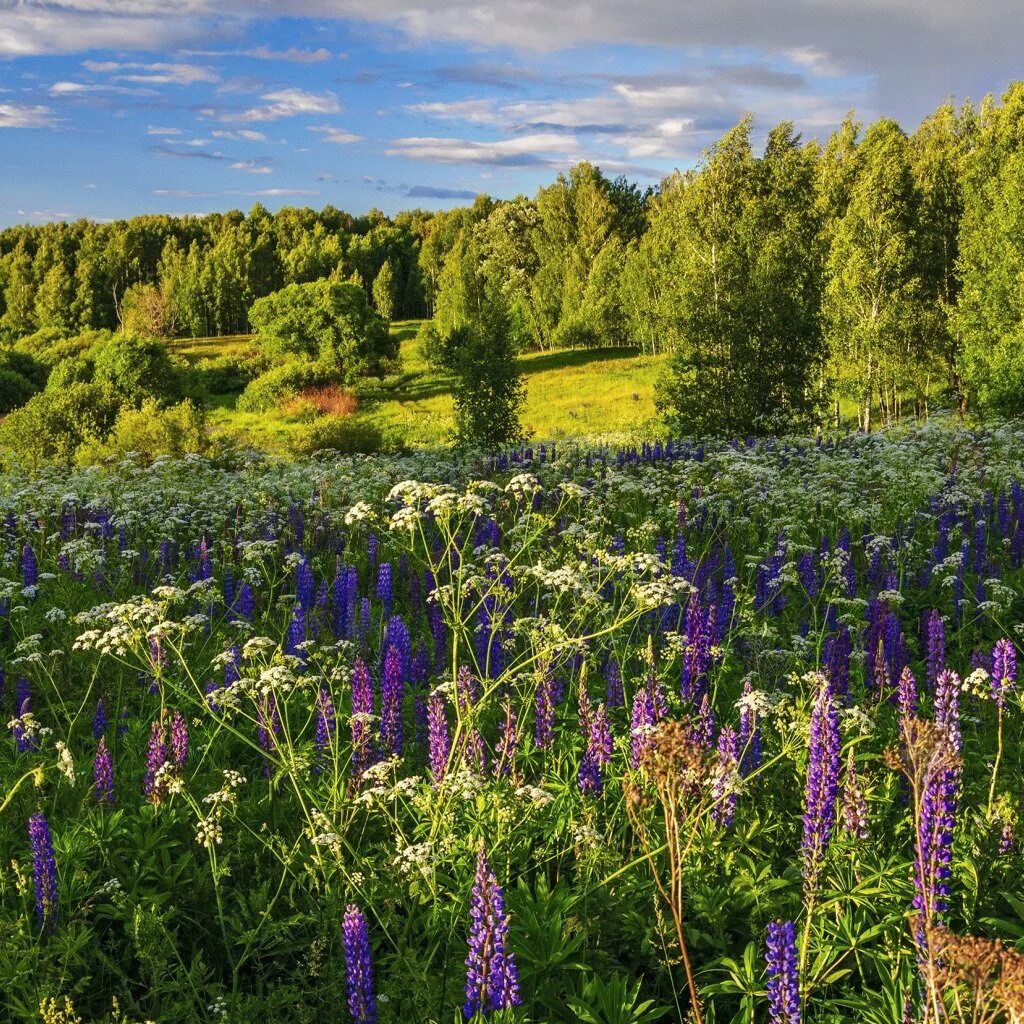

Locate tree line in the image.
[3,82,1024,438]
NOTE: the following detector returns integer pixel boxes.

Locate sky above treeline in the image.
[0,1,1019,227]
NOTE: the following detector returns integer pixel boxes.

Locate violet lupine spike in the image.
[925,610,945,691]
[534,667,556,751]
[28,812,58,934]
[296,557,316,612]
[22,542,38,590]
[1000,821,1015,856]
[914,744,959,926]
[314,688,336,774]
[897,667,918,722]
[380,644,405,758]
[711,726,741,827]
[170,710,188,770]
[342,904,378,1024]
[351,657,376,777]
[456,664,481,716]
[630,686,656,769]
[463,847,521,1019]
[765,920,801,1024]
[427,691,451,787]
[841,748,868,840]
[256,695,281,779]
[376,562,393,621]
[93,698,108,740]
[934,670,962,755]
[144,720,167,802]
[802,681,841,886]
[590,703,612,766]
[605,658,624,708]
[578,750,601,795]
[991,638,1017,707]
[93,736,114,805]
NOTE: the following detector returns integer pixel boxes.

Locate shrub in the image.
[236,361,338,414]
[0,368,38,413]
[77,399,209,465]
[285,415,405,457]
[92,334,190,408]
[0,347,48,389]
[280,385,358,419]
[0,382,119,469]
[194,353,266,395]
[14,328,111,368]
[45,357,95,391]
[249,281,395,379]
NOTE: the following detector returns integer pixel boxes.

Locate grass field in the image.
[196,321,666,451]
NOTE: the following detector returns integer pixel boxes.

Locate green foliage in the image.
[92,334,190,408]
[236,360,338,413]
[77,399,211,464]
[371,258,397,322]
[249,280,395,378]
[193,353,266,395]
[0,367,38,413]
[446,284,525,449]
[0,346,48,389]
[285,414,405,457]
[13,327,112,368]
[655,119,825,436]
[0,381,119,468]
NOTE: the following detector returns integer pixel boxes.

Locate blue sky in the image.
[0,2,1019,226]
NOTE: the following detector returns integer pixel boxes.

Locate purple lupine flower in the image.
[765,920,800,1024]
[22,543,38,589]
[13,676,35,752]
[170,710,188,770]
[823,627,851,702]
[1000,821,1015,856]
[464,847,521,1018]
[681,594,712,701]
[590,703,612,766]
[897,667,918,722]
[342,904,377,1024]
[841,748,868,840]
[28,813,58,934]
[456,664,481,716]
[92,698,108,739]
[578,750,601,795]
[802,680,841,885]
[925,610,945,690]
[376,562,393,621]
[351,657,376,777]
[991,639,1017,707]
[934,669,962,755]
[257,694,281,779]
[234,581,255,622]
[534,666,556,751]
[630,686,656,769]
[494,699,518,779]
[144,720,167,802]
[711,726,741,827]
[314,688,336,774]
[357,597,371,649]
[427,691,451,787]
[285,603,307,662]
[913,739,959,925]
[296,557,316,612]
[605,658,624,708]
[738,680,762,777]
[380,644,405,758]
[93,736,114,805]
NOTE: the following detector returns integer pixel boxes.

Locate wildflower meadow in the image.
[4,422,1024,1023]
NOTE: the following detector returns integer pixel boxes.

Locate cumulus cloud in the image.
[0,102,56,128]
[406,184,480,199]
[82,60,219,85]
[308,125,363,144]
[224,88,342,122]
[230,159,273,174]
[387,132,579,167]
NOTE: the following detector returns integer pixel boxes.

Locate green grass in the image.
[198,321,666,451]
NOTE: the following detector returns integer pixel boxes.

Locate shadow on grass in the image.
[519,347,644,375]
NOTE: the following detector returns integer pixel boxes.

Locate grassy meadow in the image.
[173,322,665,452]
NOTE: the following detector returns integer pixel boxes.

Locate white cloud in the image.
[410,99,496,123]
[49,79,157,97]
[225,88,342,123]
[0,102,56,128]
[83,60,218,85]
[308,125,363,144]
[230,159,273,174]
[212,129,268,141]
[154,187,320,197]
[387,132,579,166]
[147,126,183,135]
